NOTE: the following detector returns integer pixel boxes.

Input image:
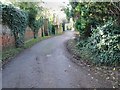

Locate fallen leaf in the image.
[112,76,115,80]
[113,68,116,71]
[91,77,94,79]
[106,77,109,80]
[69,65,71,67]
[88,73,90,76]
[113,86,115,88]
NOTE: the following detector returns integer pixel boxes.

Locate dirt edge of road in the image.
[65,39,120,89]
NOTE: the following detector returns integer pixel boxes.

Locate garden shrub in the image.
[51,25,55,35]
[2,4,28,47]
[67,1,120,66]
[78,20,120,66]
[31,17,44,39]
[48,21,53,35]
[16,2,44,39]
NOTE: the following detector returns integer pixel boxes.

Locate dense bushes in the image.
[2,4,28,47]
[48,21,54,35]
[1,2,48,47]
[16,2,44,39]
[77,20,120,66]
[31,17,44,38]
[67,1,120,66]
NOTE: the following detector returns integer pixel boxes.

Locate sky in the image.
[1,0,70,23]
[39,0,69,23]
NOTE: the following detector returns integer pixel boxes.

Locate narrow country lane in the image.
[3,31,112,88]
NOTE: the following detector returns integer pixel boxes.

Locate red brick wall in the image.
[0,34,15,49]
[24,27,34,41]
[38,27,42,37]
[1,25,42,49]
[0,25,15,49]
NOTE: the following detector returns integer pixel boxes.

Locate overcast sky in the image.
[40,0,69,22]
[1,0,70,22]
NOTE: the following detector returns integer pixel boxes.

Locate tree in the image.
[68,1,120,39]
[2,4,28,47]
[65,1,120,65]
[32,17,44,38]
[64,7,71,22]
[15,2,44,39]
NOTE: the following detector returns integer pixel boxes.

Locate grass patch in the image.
[24,36,51,49]
[2,47,23,61]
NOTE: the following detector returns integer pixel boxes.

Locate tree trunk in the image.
[84,23,92,38]
[34,31,37,39]
[14,32,21,48]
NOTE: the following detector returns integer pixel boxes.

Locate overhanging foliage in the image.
[2,4,28,47]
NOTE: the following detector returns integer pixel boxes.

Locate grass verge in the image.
[2,35,53,65]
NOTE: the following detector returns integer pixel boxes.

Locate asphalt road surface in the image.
[3,31,112,88]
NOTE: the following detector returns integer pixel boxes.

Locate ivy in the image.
[16,2,44,39]
[48,21,53,35]
[32,17,44,38]
[2,4,28,47]
[78,21,120,66]
[67,1,120,66]
[1,2,45,48]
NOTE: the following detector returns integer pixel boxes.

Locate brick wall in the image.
[24,27,34,41]
[0,25,15,50]
[0,25,42,50]
[0,34,15,49]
